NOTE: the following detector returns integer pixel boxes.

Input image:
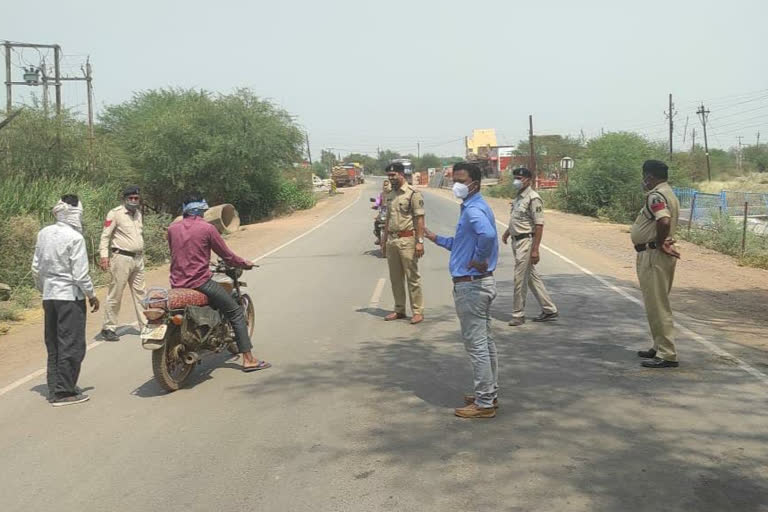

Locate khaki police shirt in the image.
[386,183,425,234]
[509,186,544,235]
[630,182,679,245]
[99,205,144,258]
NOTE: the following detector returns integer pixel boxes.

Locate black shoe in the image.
[532,312,558,322]
[101,329,120,342]
[641,357,679,368]
[637,348,657,359]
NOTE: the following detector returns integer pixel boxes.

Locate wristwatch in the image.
[417,237,424,244]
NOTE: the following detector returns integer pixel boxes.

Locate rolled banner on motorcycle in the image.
[172,203,241,234]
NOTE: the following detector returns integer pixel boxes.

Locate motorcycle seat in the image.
[146,288,209,310]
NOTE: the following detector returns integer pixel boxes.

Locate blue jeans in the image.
[453,277,498,408]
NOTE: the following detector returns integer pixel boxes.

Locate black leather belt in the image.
[453,272,494,283]
[112,248,141,257]
[514,233,533,240]
[634,242,658,252]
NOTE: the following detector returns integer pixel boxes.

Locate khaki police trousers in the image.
[636,249,677,361]
[512,236,557,320]
[386,236,424,316]
[103,253,147,332]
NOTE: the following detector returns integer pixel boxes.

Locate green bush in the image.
[275,180,316,213]
[100,88,305,222]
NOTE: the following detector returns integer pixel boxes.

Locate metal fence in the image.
[673,187,768,235]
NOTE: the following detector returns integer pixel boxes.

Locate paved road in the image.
[1,181,767,512]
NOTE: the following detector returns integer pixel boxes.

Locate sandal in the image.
[242,360,272,373]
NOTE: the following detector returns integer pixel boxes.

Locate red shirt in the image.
[167,216,250,289]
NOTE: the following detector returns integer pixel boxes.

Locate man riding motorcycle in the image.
[166,193,270,372]
[372,179,392,245]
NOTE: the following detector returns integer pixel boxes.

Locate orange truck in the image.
[332,163,365,187]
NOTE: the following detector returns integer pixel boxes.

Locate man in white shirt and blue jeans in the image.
[32,195,100,406]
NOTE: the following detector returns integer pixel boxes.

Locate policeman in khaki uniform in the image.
[501,167,558,326]
[382,162,426,324]
[99,186,147,341]
[632,160,681,368]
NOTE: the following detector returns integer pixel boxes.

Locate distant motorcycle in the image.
[139,261,255,392]
[370,197,387,255]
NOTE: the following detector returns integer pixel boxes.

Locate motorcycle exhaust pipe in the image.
[184,352,201,365]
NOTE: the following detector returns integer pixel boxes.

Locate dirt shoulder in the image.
[423,186,768,355]
[0,189,360,389]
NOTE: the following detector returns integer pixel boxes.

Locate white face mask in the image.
[512,179,524,191]
[452,182,470,199]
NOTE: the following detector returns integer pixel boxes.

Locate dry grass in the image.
[697,173,768,194]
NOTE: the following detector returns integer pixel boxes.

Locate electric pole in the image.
[4,43,11,112]
[757,131,761,149]
[697,103,712,181]
[417,141,420,159]
[691,128,696,154]
[528,114,537,188]
[737,136,744,173]
[85,59,93,138]
[682,115,689,145]
[305,132,312,165]
[665,93,675,155]
[53,45,61,115]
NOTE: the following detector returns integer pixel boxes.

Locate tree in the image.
[563,132,666,222]
[343,153,378,173]
[415,153,441,171]
[101,88,304,220]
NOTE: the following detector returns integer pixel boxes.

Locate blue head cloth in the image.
[182,199,209,217]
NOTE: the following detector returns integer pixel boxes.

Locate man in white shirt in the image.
[32,195,100,407]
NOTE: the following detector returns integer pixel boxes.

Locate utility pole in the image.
[665,93,675,155]
[528,114,537,188]
[41,57,49,116]
[691,128,696,154]
[305,132,312,165]
[85,59,93,138]
[4,43,11,112]
[417,141,420,159]
[53,45,61,116]
[737,136,744,173]
[757,131,761,149]
[697,103,712,181]
[682,115,689,145]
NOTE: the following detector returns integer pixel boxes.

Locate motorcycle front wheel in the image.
[152,327,194,392]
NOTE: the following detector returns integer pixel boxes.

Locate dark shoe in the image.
[533,312,559,322]
[454,403,496,418]
[508,318,525,326]
[384,312,407,321]
[101,329,120,342]
[637,348,657,359]
[463,394,499,409]
[641,357,679,368]
[51,393,90,407]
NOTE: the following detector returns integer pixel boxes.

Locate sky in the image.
[2,0,767,157]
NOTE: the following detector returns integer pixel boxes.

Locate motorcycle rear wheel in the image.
[152,328,193,392]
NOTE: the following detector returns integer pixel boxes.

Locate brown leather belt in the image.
[634,242,658,252]
[452,272,494,283]
[514,233,533,240]
[389,230,414,238]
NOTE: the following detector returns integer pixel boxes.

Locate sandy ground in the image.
[425,186,768,355]
[0,189,361,389]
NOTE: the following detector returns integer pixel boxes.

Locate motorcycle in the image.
[139,261,255,392]
[370,197,387,255]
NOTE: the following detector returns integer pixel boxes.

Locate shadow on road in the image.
[231,272,768,511]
